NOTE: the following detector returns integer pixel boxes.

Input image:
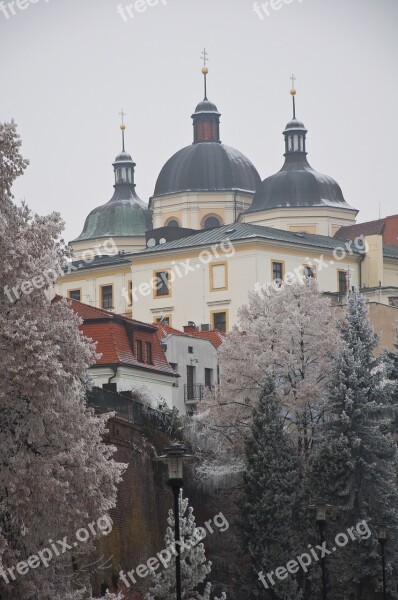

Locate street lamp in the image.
[154,443,196,600]
[377,525,387,600]
[309,502,330,600]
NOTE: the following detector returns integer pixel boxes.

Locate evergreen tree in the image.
[145,494,226,600]
[239,377,302,599]
[309,291,398,599]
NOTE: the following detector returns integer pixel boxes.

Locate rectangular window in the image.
[272,261,284,282]
[210,262,227,291]
[303,265,316,279]
[145,342,153,364]
[101,285,113,309]
[154,271,171,297]
[205,368,213,389]
[155,316,171,326]
[68,289,81,301]
[169,362,178,372]
[136,340,143,362]
[338,270,348,294]
[186,365,195,400]
[212,311,227,333]
[127,280,133,306]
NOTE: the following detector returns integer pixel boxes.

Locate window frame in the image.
[153,269,172,299]
[100,284,114,310]
[67,288,82,302]
[136,340,144,362]
[271,260,285,284]
[210,309,229,333]
[210,261,228,292]
[338,270,348,294]
[145,342,153,365]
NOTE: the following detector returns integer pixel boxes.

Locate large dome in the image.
[72,148,152,242]
[245,114,355,214]
[247,153,351,213]
[75,189,152,241]
[153,142,261,197]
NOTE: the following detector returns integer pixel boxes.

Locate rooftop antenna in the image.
[201,48,209,100]
[119,109,126,151]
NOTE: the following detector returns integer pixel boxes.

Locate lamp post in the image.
[154,443,196,600]
[377,525,387,600]
[309,502,329,600]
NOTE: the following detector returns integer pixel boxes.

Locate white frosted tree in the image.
[0,122,125,599]
[145,494,226,600]
[201,279,339,466]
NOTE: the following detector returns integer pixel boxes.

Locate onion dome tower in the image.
[70,114,152,257]
[241,78,358,236]
[149,50,261,230]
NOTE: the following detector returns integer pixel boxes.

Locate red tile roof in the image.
[189,329,226,348]
[154,322,188,341]
[153,322,226,349]
[335,215,398,246]
[54,297,175,376]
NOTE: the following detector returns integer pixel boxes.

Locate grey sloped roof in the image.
[135,222,364,256]
[153,142,261,197]
[63,253,131,274]
[384,244,398,259]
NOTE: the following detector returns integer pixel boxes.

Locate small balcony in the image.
[184,384,204,404]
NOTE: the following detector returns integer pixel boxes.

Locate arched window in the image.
[166,219,180,228]
[203,216,221,230]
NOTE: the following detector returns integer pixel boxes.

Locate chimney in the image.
[184,321,199,334]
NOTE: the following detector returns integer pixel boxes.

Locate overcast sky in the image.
[2,0,397,243]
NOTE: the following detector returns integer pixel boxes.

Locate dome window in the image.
[166,219,180,228]
[203,216,221,230]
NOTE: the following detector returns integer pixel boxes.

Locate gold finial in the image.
[290,73,296,95]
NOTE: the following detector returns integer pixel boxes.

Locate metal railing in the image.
[184,384,204,403]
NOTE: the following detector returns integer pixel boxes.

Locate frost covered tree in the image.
[0,121,124,599]
[202,279,338,465]
[238,377,302,599]
[308,291,398,599]
[145,494,226,600]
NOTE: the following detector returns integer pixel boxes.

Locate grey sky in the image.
[2,0,397,244]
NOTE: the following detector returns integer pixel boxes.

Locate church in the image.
[54,62,398,347]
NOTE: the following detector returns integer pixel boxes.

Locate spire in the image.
[290,74,296,118]
[191,50,221,144]
[201,48,209,99]
[113,113,136,188]
[283,77,308,157]
[119,109,126,151]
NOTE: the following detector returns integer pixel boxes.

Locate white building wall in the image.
[89,366,174,409]
[160,335,218,415]
[53,269,132,315]
[130,244,361,332]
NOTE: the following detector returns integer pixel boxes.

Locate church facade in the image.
[54,72,398,343]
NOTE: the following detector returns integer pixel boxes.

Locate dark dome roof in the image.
[284,118,306,130]
[73,187,152,242]
[153,142,261,197]
[194,99,220,113]
[114,151,134,163]
[246,154,354,213]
